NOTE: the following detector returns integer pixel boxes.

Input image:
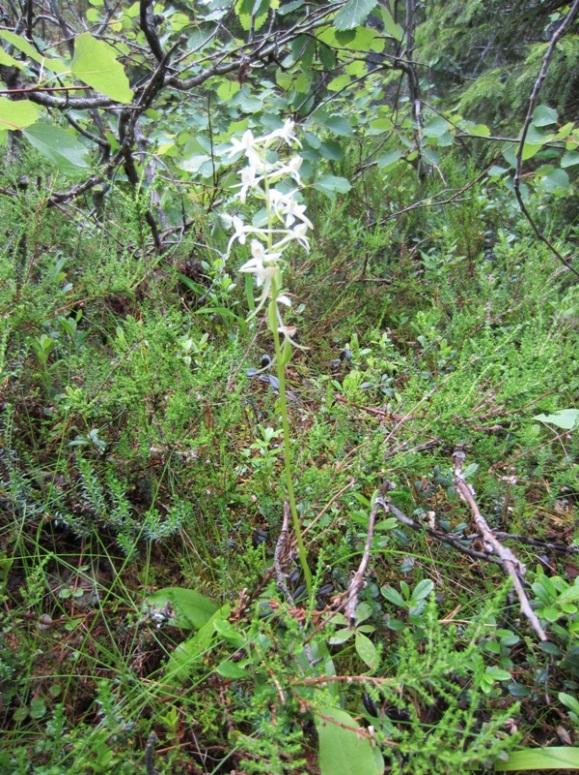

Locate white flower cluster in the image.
[223,120,311,336]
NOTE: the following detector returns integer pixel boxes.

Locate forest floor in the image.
[1,166,578,773]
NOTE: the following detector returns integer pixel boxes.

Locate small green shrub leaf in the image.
[0,30,68,73]
[355,631,379,670]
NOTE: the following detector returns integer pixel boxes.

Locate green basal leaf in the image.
[534,409,578,430]
[146,587,218,629]
[496,747,579,771]
[315,706,384,775]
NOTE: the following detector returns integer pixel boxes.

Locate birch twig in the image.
[452,450,547,641]
[343,493,384,624]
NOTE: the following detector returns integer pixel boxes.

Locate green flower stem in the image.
[268,289,312,595]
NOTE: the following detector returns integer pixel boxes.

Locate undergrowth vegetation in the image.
[1,144,577,773]
[1,0,579,770]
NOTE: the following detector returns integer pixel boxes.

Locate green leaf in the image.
[313,174,351,197]
[72,32,133,103]
[23,122,90,169]
[328,628,354,645]
[526,123,555,146]
[214,617,246,647]
[319,140,344,161]
[532,104,558,127]
[0,30,68,73]
[558,582,579,605]
[327,74,351,92]
[349,26,384,52]
[496,747,579,771]
[561,150,579,168]
[381,585,405,607]
[468,123,491,138]
[424,116,450,138]
[0,47,25,69]
[485,666,512,682]
[278,0,304,15]
[29,697,47,720]
[216,659,248,678]
[164,611,222,682]
[379,6,404,41]
[534,409,578,430]
[559,693,579,716]
[217,80,240,100]
[541,167,570,193]
[345,60,367,77]
[315,706,384,775]
[334,0,378,31]
[355,631,379,670]
[324,115,353,136]
[411,579,434,603]
[146,587,217,629]
[0,97,40,131]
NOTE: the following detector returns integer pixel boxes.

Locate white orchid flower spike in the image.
[222,119,311,344]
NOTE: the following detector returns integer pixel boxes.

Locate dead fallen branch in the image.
[488,532,578,556]
[453,450,547,641]
[387,502,500,565]
[343,493,384,623]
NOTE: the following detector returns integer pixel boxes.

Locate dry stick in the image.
[343,494,384,623]
[493,532,579,556]
[513,0,579,279]
[387,502,501,565]
[452,450,547,641]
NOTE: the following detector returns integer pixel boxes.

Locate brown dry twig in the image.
[453,449,547,641]
[343,492,385,624]
[387,500,500,565]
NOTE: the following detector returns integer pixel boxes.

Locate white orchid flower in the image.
[224,120,311,331]
[273,221,310,252]
[284,155,303,184]
[239,240,282,318]
[238,165,261,203]
[265,120,302,148]
[226,129,257,158]
[223,214,270,256]
[268,189,312,229]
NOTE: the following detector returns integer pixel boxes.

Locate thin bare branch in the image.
[343,493,384,623]
[453,449,547,641]
[513,0,579,279]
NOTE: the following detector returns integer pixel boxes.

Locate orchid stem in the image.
[268,293,312,595]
